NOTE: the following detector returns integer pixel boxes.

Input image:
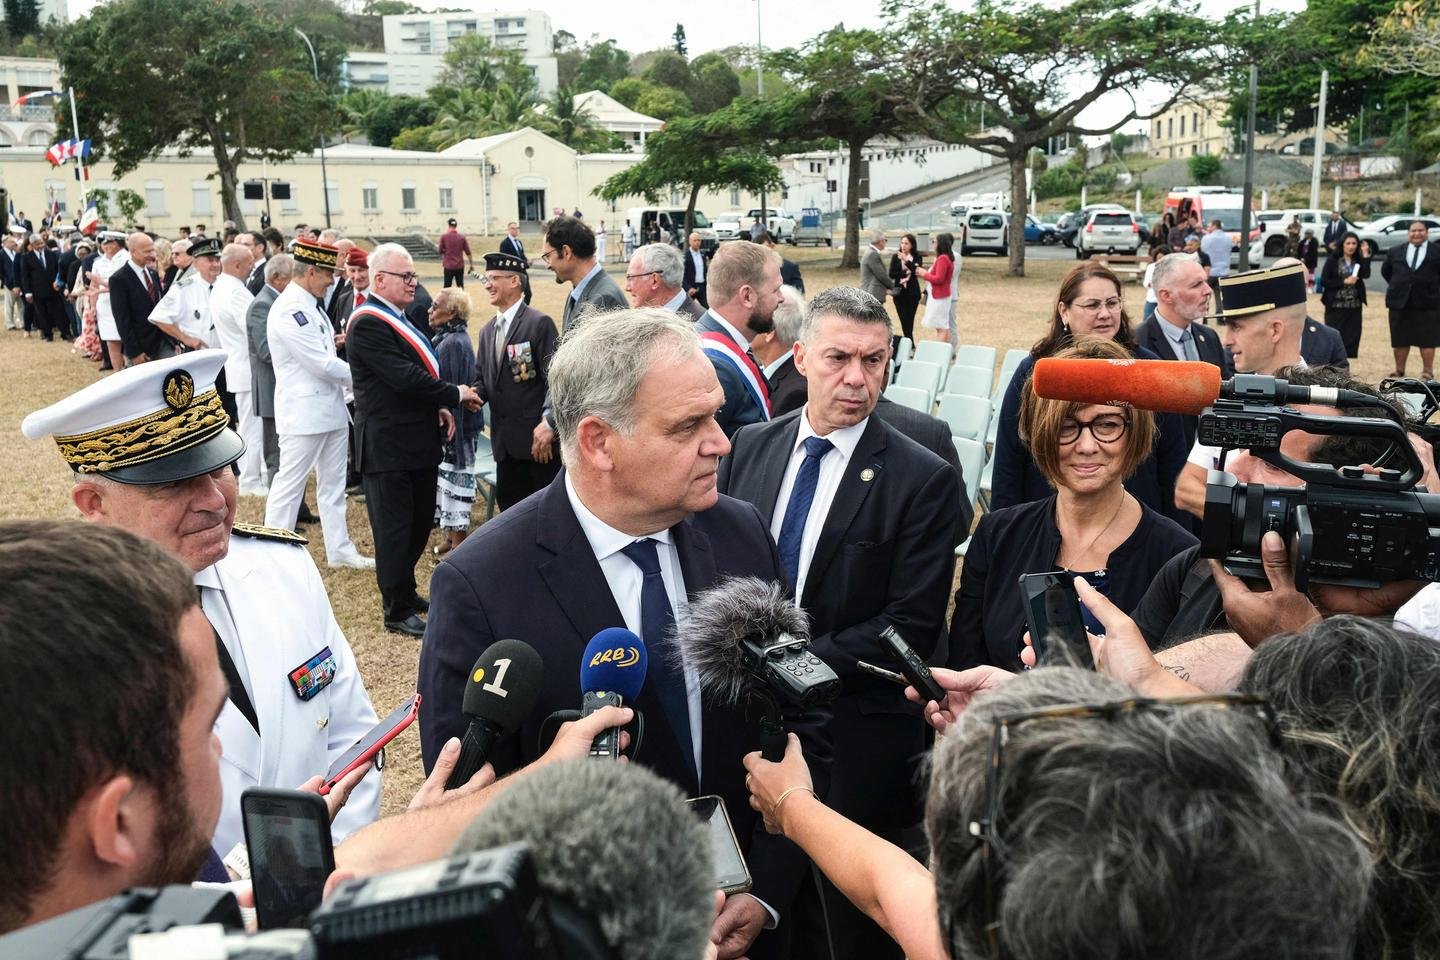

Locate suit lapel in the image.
[670,516,717,794]
[209,552,276,785]
[802,417,887,607]
[534,480,627,646]
[752,418,799,527]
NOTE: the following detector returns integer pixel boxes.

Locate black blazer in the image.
[1320,255,1369,309]
[1382,241,1440,312]
[417,479,831,922]
[474,301,558,462]
[780,257,804,293]
[346,298,462,473]
[1300,317,1349,371]
[498,234,529,265]
[718,412,958,831]
[871,395,972,542]
[108,262,166,359]
[1134,313,1233,447]
[1,249,19,288]
[19,248,61,300]
[887,252,923,305]
[949,496,1196,671]
[681,246,710,292]
[246,257,267,296]
[765,354,807,417]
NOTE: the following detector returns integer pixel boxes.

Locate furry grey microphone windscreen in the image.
[453,760,714,960]
[678,575,810,706]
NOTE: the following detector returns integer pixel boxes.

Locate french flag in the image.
[45,138,91,166]
[13,89,63,107]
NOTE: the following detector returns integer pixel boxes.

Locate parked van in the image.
[625,207,719,253]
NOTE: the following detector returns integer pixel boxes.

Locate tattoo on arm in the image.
[1164,664,1193,682]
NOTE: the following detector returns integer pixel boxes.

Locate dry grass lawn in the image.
[0,249,1399,815]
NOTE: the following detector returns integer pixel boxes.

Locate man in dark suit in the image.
[419,309,830,960]
[718,286,959,960]
[474,252,559,509]
[624,242,705,318]
[682,231,710,306]
[327,247,370,353]
[19,234,68,341]
[346,243,482,637]
[2,234,22,330]
[1382,219,1440,377]
[498,220,532,304]
[109,232,167,363]
[763,232,805,293]
[247,254,290,487]
[751,284,807,416]
[698,241,785,437]
[1301,315,1349,371]
[242,231,268,295]
[1134,253,1232,448]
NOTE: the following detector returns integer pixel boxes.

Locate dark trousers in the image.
[260,416,280,483]
[1324,307,1363,359]
[495,457,560,512]
[362,466,438,622]
[894,294,919,341]
[693,281,708,307]
[443,268,464,288]
[30,296,68,341]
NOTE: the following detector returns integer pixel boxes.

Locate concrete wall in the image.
[781,138,994,216]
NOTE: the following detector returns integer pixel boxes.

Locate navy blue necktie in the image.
[619,538,696,786]
[777,436,834,586]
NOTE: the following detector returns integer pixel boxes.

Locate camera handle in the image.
[759,713,787,762]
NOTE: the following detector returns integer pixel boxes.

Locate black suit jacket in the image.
[1382,241,1440,312]
[765,354,807,416]
[498,234,529,266]
[717,412,958,829]
[108,262,166,359]
[1134,312,1233,447]
[417,479,830,919]
[871,395,971,540]
[19,248,61,300]
[246,258,267,296]
[346,298,461,473]
[682,246,710,293]
[474,302,557,462]
[676,293,707,320]
[2,249,20,288]
[1301,317,1349,371]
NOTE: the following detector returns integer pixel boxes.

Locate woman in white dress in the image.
[89,232,129,372]
[920,232,957,348]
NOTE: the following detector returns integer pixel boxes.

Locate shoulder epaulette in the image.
[176,275,195,287]
[232,521,308,545]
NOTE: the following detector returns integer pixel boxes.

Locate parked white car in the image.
[961,209,1009,256]
[712,211,748,242]
[1245,208,1330,261]
[1077,210,1141,258]
[1354,215,1440,260]
[747,207,797,241]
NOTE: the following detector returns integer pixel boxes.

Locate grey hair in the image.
[549,307,700,466]
[772,285,806,347]
[1240,616,1440,958]
[318,228,340,244]
[454,760,713,960]
[800,285,889,345]
[219,243,250,270]
[675,576,809,706]
[368,242,412,275]
[868,228,886,244]
[1150,252,1201,296]
[264,254,294,282]
[928,666,1371,960]
[431,286,470,322]
[635,242,683,289]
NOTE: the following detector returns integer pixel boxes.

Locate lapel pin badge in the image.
[860,468,876,483]
[317,717,329,729]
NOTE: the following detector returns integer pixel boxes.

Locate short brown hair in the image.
[707,241,778,306]
[1019,338,1156,487]
[1029,261,1137,359]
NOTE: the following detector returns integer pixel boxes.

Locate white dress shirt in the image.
[1155,310,1194,362]
[493,297,523,346]
[564,474,703,781]
[663,289,688,313]
[768,409,869,600]
[689,248,706,283]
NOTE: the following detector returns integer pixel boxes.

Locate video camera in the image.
[1199,373,1440,590]
[0,843,616,960]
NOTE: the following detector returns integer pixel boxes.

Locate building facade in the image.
[1149,96,1230,159]
[0,56,62,148]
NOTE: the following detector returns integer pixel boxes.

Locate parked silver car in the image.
[1077,210,1140,258]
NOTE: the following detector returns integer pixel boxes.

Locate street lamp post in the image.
[755,0,766,231]
[295,27,332,230]
[1239,0,1259,271]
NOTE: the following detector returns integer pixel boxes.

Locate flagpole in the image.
[67,87,87,212]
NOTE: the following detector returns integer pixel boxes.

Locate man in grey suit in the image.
[625,242,706,319]
[859,228,896,302]
[542,215,625,332]
[246,254,293,487]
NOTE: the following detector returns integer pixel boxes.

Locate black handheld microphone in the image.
[447,639,544,790]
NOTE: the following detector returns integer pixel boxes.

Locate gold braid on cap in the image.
[55,388,230,473]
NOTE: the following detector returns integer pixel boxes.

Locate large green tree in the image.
[438,33,535,95]
[912,0,1240,275]
[534,87,620,152]
[2,0,40,37]
[57,0,340,227]
[689,52,741,114]
[572,38,631,93]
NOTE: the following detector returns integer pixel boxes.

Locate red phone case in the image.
[318,693,421,795]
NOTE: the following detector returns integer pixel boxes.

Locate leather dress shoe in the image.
[384,613,426,637]
[411,594,430,613]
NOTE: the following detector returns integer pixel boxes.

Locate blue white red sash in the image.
[350,303,440,378]
[699,331,771,419]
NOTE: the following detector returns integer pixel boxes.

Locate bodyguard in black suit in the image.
[499,221,532,304]
[1381,221,1440,376]
[346,247,480,636]
[108,252,166,361]
[682,234,710,306]
[19,237,67,340]
[765,353,807,415]
[718,288,959,960]
[473,252,560,509]
[1134,254,1232,447]
[420,309,830,960]
[1300,316,1349,372]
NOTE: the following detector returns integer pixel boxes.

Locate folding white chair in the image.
[943,364,993,399]
[884,384,931,414]
[895,360,942,408]
[953,436,987,556]
[913,340,952,370]
[954,344,997,374]
[937,394,992,445]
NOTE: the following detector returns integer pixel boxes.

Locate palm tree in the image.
[535,86,615,152]
[336,89,388,143]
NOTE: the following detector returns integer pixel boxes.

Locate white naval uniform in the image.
[149,272,218,348]
[91,248,129,342]
[263,280,358,562]
[210,272,263,489]
[199,525,381,855]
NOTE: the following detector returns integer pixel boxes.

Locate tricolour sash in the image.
[698,331,771,419]
[350,303,440,378]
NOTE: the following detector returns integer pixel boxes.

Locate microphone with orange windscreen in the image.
[1031,358,1351,415]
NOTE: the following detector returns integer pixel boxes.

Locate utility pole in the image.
[295,28,332,230]
[1239,0,1259,271]
[1309,69,1328,211]
[754,0,766,229]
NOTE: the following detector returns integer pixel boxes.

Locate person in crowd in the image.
[887,233,923,348]
[859,228,895,303]
[20,352,382,862]
[88,232,127,366]
[210,242,263,495]
[740,666,1369,960]
[242,230,268,294]
[1140,243,1169,323]
[437,217,472,288]
[697,240,786,437]
[474,251,560,513]
[20,232,67,342]
[919,232,957,348]
[152,237,172,290]
[1166,210,1189,250]
[719,285,959,960]
[544,214,625,333]
[1183,231,1211,274]
[108,231,166,365]
[149,236,221,359]
[1202,218,1233,292]
[952,337,1197,670]
[163,237,192,289]
[1381,219,1440,378]
[622,219,636,261]
[1323,208,1350,257]
[595,219,609,263]
[683,231,710,306]
[498,220,533,304]
[1134,252,1232,447]
[991,261,1189,523]
[246,254,292,490]
[1284,214,1302,257]
[1152,211,1174,250]
[751,283,807,416]
[419,308,832,960]
[1,234,20,331]
[262,239,373,569]
[625,241,704,318]
[1299,227,1320,288]
[763,231,804,293]
[67,239,101,362]
[427,286,481,556]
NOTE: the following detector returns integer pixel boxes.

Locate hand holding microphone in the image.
[446,639,544,790]
[577,627,648,759]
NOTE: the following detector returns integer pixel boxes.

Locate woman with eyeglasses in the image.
[428,287,482,555]
[951,337,1196,671]
[990,261,1189,523]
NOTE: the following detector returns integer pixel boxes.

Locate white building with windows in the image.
[570,91,661,152]
[0,57,61,149]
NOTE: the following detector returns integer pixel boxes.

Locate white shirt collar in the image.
[705,310,750,351]
[565,473,674,561]
[795,406,868,459]
[663,289,688,312]
[366,291,405,317]
[571,261,604,301]
[1155,309,1192,342]
[763,351,792,379]
[496,297,523,325]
